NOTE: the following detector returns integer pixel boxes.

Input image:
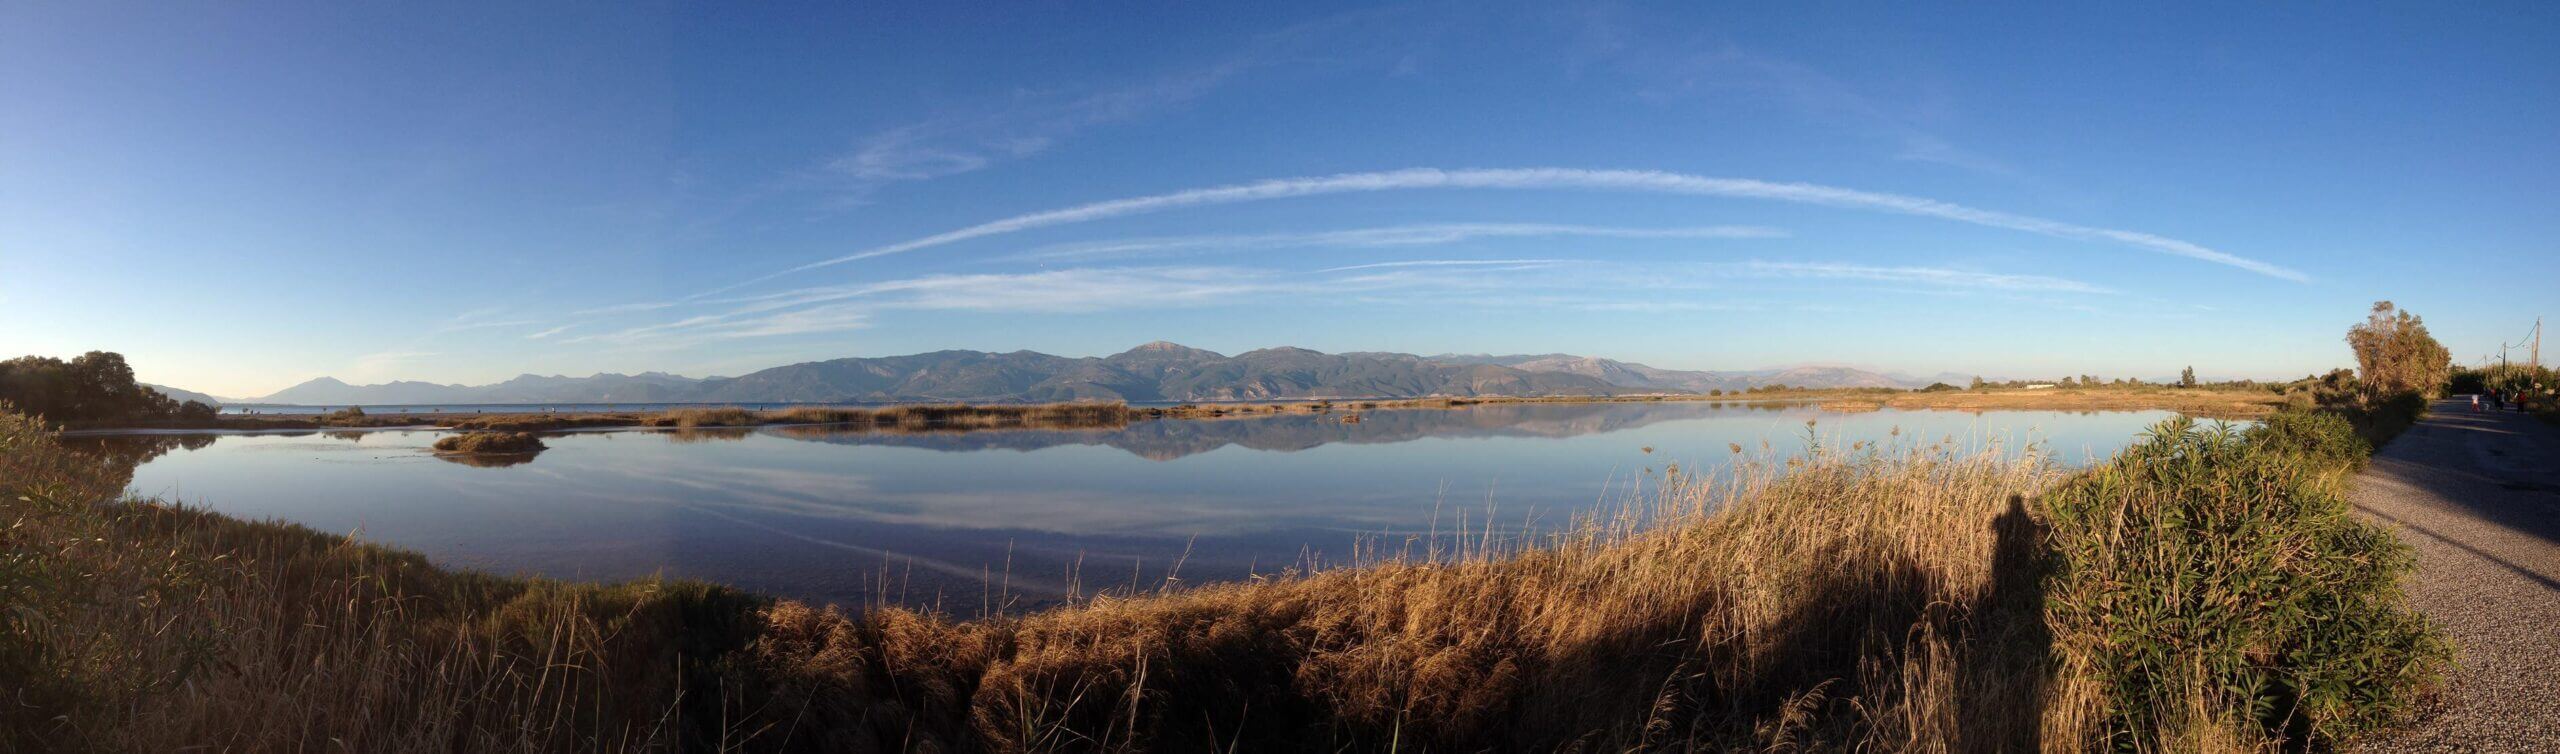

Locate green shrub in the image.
[2042,417,2447,749]
[2246,409,2370,470]
[2338,392,2428,448]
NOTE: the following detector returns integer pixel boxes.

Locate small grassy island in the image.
[430,430,549,455]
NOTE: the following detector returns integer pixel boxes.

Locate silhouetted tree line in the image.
[0,351,215,424]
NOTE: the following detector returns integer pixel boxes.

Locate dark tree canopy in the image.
[0,351,213,424]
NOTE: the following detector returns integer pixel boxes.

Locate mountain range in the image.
[234,342,1968,406]
[142,383,226,407]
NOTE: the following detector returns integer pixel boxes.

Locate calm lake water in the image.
[90,402,2192,611]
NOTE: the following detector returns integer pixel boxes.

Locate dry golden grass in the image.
[1821,387,2285,419]
[2,410,761,752]
[721,440,2100,752]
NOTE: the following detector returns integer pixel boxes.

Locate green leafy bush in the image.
[2246,409,2371,470]
[2042,417,2447,749]
[2338,392,2428,448]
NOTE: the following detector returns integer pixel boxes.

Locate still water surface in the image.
[97,402,2191,611]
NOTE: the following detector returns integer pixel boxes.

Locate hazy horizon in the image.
[7,3,2554,396]
[199,339,2278,403]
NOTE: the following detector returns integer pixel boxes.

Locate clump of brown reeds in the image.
[656,406,763,429]
[431,431,547,455]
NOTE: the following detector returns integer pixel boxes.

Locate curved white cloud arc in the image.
[736,167,2302,292]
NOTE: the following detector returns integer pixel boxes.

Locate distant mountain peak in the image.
[1114,341,1224,359]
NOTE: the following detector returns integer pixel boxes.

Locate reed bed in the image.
[2,404,2440,752]
[723,439,2078,752]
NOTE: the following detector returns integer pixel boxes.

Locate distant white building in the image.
[2024,383,2058,390]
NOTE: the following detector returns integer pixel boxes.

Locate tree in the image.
[2346,300,2452,402]
[177,400,219,421]
[2180,366,2198,389]
[0,351,183,423]
[1967,376,1986,391]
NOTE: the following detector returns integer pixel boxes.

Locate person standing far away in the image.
[2473,392,2482,412]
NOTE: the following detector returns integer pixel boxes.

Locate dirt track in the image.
[2351,400,2560,751]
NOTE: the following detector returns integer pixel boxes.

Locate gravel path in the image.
[2351,400,2560,751]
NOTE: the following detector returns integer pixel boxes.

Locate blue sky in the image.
[3,2,2554,397]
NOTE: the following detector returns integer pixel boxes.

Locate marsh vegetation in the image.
[2,393,2442,751]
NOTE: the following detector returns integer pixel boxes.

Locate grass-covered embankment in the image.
[2,397,2442,751]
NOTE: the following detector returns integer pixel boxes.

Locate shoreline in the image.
[56,387,2289,434]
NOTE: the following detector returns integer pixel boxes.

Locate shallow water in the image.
[91,402,2197,611]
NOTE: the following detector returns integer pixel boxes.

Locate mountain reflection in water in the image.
[764,400,1811,460]
[89,401,2187,614]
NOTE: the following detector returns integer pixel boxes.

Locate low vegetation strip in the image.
[0,387,2444,751]
[1822,386,2287,419]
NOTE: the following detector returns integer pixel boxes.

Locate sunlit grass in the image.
[1,401,2442,751]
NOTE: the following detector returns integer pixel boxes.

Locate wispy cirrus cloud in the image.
[1015,223,1785,263]
[433,307,537,334]
[717,167,2300,295]
[1712,261,2110,294]
[828,63,1239,197]
[567,267,1279,346]
[819,6,1428,200]
[581,257,2112,348]
[1639,47,2017,176]
[1313,258,1571,274]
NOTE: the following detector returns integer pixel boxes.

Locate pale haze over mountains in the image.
[228,342,1978,406]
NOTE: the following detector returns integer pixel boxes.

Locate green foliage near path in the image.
[2042,414,2446,749]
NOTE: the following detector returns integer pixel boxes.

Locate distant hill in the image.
[244,343,1949,405]
[1432,354,1916,392]
[142,383,224,407]
[689,342,1634,403]
[257,372,713,405]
